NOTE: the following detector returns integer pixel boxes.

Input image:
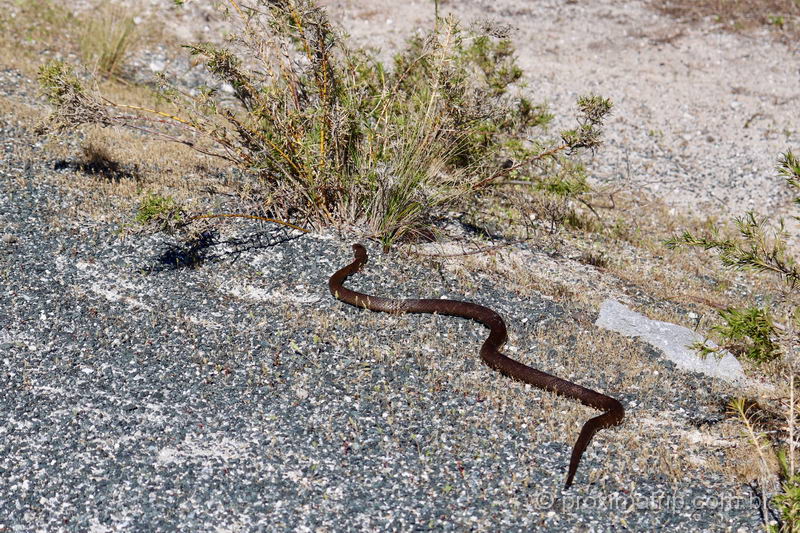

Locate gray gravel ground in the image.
[2,0,795,529]
[0,126,767,530]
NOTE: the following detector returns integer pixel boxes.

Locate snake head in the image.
[352,243,368,267]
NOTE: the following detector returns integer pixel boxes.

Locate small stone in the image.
[294,385,308,401]
[595,298,745,384]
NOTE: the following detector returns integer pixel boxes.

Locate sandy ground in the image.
[312,0,799,215]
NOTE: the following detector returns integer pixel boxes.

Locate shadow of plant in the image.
[53,144,139,182]
[151,228,304,271]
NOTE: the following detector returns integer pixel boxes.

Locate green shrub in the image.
[667,152,800,531]
[772,447,800,533]
[37,61,111,131]
[666,152,800,364]
[135,193,182,227]
[690,306,780,363]
[38,0,610,247]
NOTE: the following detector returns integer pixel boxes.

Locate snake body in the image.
[329,243,624,488]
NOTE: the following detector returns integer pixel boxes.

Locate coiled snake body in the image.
[329,243,624,488]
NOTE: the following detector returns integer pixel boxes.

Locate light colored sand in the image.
[320,0,799,215]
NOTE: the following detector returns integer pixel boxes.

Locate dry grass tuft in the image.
[654,0,800,39]
[79,3,139,78]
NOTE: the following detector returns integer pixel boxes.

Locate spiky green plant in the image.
[38,0,609,248]
[135,193,182,227]
[666,152,800,364]
[668,152,800,531]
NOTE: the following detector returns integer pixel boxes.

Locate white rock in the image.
[595,299,745,384]
[293,385,308,401]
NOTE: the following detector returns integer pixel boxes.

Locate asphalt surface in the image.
[0,118,768,531]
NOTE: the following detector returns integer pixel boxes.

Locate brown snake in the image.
[329,243,624,488]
